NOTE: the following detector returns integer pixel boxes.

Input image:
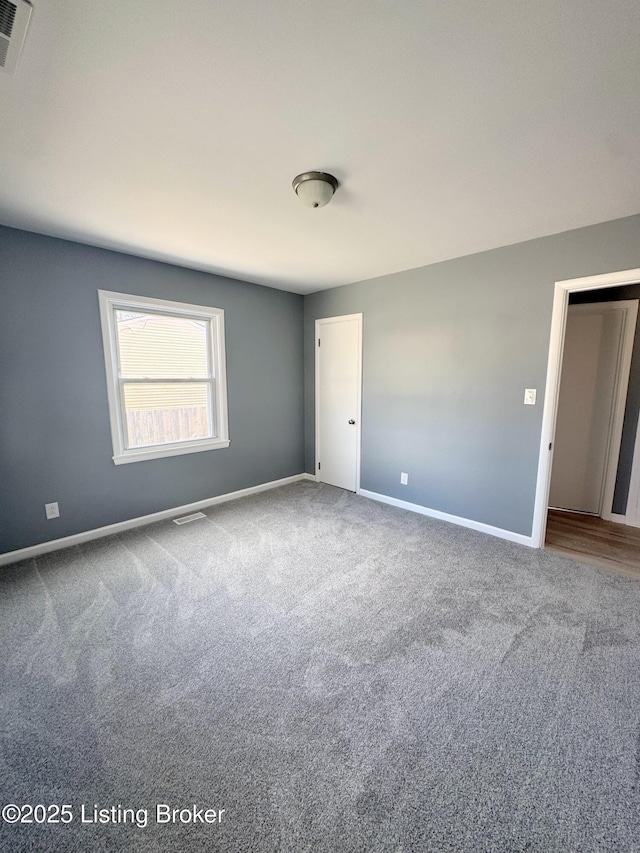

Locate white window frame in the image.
[98,290,229,465]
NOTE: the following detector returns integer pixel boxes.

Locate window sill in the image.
[112,438,230,465]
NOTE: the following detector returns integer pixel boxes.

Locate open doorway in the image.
[533,269,640,577]
[548,299,637,518]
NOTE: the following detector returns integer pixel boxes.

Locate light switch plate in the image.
[524,388,537,405]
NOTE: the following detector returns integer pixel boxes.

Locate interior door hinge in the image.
[318,462,321,470]
[318,338,320,347]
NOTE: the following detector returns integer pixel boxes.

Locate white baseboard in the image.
[358,488,535,547]
[0,474,308,568]
[605,511,640,528]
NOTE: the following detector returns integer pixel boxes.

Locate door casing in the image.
[625,416,640,528]
[532,268,640,548]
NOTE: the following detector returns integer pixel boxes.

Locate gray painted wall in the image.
[0,225,304,554]
[570,284,640,514]
[304,214,640,537]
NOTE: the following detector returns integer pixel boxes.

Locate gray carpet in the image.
[1,481,640,852]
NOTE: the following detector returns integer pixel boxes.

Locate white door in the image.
[549,302,634,514]
[315,314,362,491]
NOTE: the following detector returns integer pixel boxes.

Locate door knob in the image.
[348,419,356,425]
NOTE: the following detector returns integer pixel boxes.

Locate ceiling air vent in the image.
[0,0,32,75]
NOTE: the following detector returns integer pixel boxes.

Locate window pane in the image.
[123,382,213,448]
[116,311,210,379]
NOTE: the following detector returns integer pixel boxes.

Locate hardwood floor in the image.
[545,509,640,580]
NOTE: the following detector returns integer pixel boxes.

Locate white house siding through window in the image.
[116,311,214,449]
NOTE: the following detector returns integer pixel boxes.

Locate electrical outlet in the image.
[45,502,60,519]
[400,472,408,485]
[524,388,537,405]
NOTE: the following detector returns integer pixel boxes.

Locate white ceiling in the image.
[1,0,639,294]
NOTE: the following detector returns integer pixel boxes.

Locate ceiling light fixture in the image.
[292,171,339,209]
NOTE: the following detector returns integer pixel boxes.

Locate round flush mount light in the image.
[292,171,339,208]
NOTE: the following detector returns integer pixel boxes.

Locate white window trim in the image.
[98,290,230,465]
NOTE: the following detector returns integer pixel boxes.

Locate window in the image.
[98,291,229,464]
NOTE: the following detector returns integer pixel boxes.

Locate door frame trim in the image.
[625,416,640,528]
[532,268,640,548]
[315,313,363,492]
[598,300,637,520]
